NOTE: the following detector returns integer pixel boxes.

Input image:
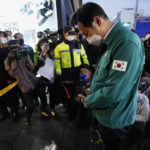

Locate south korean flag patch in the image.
[112,60,128,72]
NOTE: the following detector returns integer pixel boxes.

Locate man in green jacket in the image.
[72,2,145,150]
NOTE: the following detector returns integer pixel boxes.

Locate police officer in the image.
[54,25,89,119]
[54,26,89,81]
[72,2,145,150]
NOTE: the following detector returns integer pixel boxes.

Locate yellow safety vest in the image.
[54,41,89,75]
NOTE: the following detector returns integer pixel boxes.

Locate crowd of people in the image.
[0,2,150,150]
[0,26,92,127]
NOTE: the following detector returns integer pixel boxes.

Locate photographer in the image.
[4,40,49,126]
[14,32,34,62]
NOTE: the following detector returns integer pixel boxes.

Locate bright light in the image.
[0,0,58,48]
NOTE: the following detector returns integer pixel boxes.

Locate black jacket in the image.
[0,48,14,89]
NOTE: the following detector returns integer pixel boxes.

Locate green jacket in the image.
[85,22,145,129]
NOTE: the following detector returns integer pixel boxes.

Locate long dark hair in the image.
[37,38,48,52]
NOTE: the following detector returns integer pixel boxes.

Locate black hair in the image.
[71,2,108,27]
[37,38,48,52]
[6,30,12,34]
[14,32,21,39]
[1,31,8,38]
[80,64,91,71]
[70,11,79,26]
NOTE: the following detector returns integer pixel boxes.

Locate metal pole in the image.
[134,0,139,30]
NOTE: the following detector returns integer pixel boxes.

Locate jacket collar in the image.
[105,22,124,46]
[64,39,75,45]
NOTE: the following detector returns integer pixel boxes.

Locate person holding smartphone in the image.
[36,39,57,117]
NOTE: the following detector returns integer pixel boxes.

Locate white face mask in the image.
[0,37,8,44]
[86,25,103,46]
[67,35,75,41]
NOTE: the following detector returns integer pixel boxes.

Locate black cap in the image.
[64,25,76,35]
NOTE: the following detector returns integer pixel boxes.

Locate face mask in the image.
[67,35,75,41]
[0,37,8,44]
[86,25,103,46]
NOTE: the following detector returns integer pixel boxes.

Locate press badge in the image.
[112,60,128,72]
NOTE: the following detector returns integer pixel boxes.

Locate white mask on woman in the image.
[0,37,8,44]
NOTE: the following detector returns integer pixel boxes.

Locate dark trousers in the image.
[0,87,19,117]
[127,121,146,149]
[23,91,35,119]
[33,79,48,111]
[64,83,77,120]
[48,83,56,109]
[98,123,133,150]
[39,83,56,110]
[16,86,26,107]
[40,77,58,110]
[23,79,48,118]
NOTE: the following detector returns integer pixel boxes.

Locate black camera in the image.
[43,28,63,45]
[9,45,27,59]
[43,29,51,39]
[16,50,27,59]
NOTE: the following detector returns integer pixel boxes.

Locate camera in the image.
[43,28,63,45]
[16,50,27,59]
[9,45,27,59]
[43,29,51,39]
